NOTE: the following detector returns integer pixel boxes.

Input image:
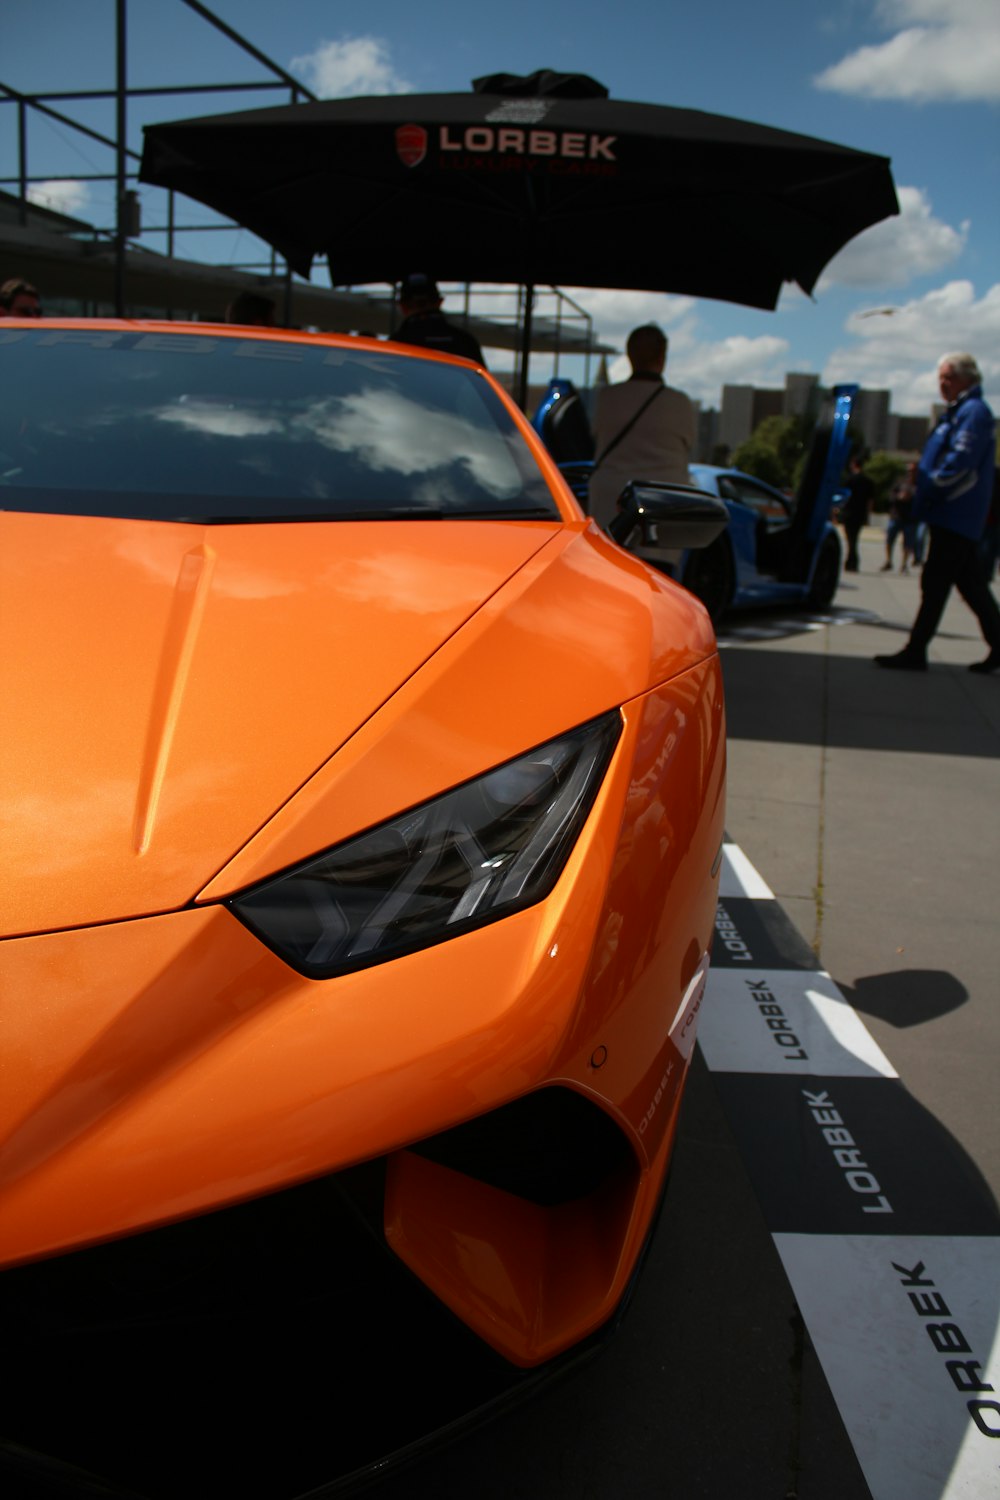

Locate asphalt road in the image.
[720,531,1000,1200]
[364,529,1000,1500]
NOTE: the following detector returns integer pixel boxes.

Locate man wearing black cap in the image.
[392,275,485,365]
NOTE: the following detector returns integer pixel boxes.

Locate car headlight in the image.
[229,711,622,977]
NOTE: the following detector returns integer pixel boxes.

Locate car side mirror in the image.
[607,481,730,550]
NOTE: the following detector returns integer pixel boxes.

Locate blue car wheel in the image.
[682,535,735,624]
[807,532,840,607]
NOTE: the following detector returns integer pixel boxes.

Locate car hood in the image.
[3,511,561,937]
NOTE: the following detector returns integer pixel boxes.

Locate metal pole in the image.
[554,290,562,379]
[517,284,534,411]
[0,83,142,160]
[281,84,297,326]
[114,0,127,316]
[283,262,294,326]
[166,190,175,322]
[17,98,27,225]
[179,0,318,101]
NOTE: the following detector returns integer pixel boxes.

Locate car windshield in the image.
[0,328,558,523]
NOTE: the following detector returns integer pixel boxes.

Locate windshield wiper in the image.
[174,509,444,524]
[454,506,558,518]
[174,506,558,524]
[1,499,558,524]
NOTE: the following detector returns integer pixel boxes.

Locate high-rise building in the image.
[695,404,720,463]
[719,385,756,453]
[895,414,933,452]
[851,388,892,452]
[719,385,783,453]
[783,373,820,418]
[658,375,936,467]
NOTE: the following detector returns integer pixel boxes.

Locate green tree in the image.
[730,432,785,488]
[733,413,815,490]
[863,452,906,512]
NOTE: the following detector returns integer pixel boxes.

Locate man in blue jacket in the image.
[875,352,999,673]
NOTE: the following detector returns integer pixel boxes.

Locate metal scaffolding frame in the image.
[0,0,601,386]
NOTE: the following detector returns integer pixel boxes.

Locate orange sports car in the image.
[1,320,726,1496]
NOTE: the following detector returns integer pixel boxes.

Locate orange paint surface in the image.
[2,320,725,1366]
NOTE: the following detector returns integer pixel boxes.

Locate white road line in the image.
[718,841,775,899]
[702,842,1000,1500]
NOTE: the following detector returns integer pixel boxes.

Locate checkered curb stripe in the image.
[701,843,1000,1500]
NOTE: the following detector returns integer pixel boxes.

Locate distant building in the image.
[851,388,892,453]
[590,374,939,470]
[695,404,719,464]
[755,388,784,426]
[718,386,754,452]
[783,372,820,418]
[895,414,932,453]
[719,384,783,452]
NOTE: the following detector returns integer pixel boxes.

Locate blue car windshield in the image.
[0,328,558,523]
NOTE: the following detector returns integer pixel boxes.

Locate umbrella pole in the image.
[282,262,293,327]
[517,283,534,411]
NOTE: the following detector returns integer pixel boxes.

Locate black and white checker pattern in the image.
[701,843,1000,1500]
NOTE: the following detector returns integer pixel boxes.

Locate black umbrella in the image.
[141,70,898,394]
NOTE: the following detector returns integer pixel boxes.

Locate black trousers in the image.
[909,525,1000,655]
[842,520,863,570]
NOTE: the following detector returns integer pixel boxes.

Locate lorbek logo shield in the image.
[395,124,427,168]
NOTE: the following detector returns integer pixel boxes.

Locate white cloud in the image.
[666,333,793,407]
[26,179,89,218]
[289,37,413,98]
[565,288,697,350]
[560,278,998,420]
[823,280,1000,412]
[818,186,967,289]
[560,289,791,403]
[814,0,1000,102]
[875,0,997,26]
[561,289,698,380]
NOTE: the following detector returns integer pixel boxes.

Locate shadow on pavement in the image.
[721,645,1000,758]
[839,968,970,1028]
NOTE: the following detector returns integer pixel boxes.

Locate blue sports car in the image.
[534,381,856,623]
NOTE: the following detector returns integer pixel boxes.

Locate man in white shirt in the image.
[589,324,695,531]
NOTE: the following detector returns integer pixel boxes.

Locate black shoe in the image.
[874,651,927,671]
[969,651,1000,675]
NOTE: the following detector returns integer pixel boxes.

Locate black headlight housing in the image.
[229,711,622,977]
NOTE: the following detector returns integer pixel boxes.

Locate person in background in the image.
[0,278,42,317]
[875,352,999,674]
[225,291,276,326]
[838,453,874,572]
[588,324,695,532]
[392,275,485,365]
[882,460,919,574]
[977,469,1000,584]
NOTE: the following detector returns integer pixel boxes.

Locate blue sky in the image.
[4,0,998,417]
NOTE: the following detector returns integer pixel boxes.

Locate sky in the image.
[3,0,999,418]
